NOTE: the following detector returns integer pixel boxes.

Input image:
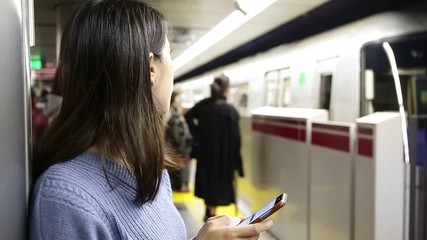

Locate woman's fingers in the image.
[205,215,242,227]
[196,215,273,240]
[233,220,274,238]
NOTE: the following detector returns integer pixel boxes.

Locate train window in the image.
[180,90,194,109]
[415,77,427,114]
[361,33,427,117]
[193,89,205,104]
[229,83,249,108]
[319,73,332,110]
[264,70,279,106]
[278,68,291,107]
[364,69,375,101]
[280,77,291,107]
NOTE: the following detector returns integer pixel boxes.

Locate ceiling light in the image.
[173,0,277,72]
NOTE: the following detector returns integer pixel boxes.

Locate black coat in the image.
[185,97,244,206]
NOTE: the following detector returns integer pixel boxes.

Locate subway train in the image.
[176,4,427,240]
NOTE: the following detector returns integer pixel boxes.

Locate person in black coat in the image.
[185,74,244,221]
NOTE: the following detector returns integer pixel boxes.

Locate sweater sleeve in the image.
[30,182,113,240]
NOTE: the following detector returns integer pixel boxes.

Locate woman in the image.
[29,0,272,239]
[185,74,244,221]
[166,91,192,192]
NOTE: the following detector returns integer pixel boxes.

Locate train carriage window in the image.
[229,83,249,108]
[361,33,427,117]
[264,70,279,106]
[280,77,291,107]
[180,90,194,110]
[193,89,205,104]
[415,77,427,114]
[278,68,291,107]
[319,73,332,110]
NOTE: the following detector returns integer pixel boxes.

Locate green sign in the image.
[298,72,306,86]
[31,59,42,70]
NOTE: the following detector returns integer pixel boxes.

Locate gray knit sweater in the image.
[29,151,188,239]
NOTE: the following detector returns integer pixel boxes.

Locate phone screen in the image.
[238,193,287,226]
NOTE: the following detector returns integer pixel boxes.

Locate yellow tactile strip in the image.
[172,184,243,225]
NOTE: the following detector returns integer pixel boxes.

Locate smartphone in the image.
[238,193,287,226]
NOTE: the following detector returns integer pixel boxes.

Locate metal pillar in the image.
[0,0,32,239]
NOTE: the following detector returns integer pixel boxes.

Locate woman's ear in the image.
[149,52,157,86]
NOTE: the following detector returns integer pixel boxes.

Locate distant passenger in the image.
[45,75,62,122]
[28,1,271,239]
[165,91,193,192]
[37,88,49,109]
[31,88,48,152]
[185,74,244,222]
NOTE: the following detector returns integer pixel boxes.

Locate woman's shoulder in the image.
[29,156,116,239]
[32,157,104,208]
[32,151,140,205]
[32,152,119,209]
[30,172,106,229]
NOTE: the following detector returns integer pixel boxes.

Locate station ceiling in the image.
[32,0,328,77]
[33,0,424,83]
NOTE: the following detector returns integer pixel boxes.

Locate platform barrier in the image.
[355,112,404,240]
[309,121,355,240]
[251,107,328,239]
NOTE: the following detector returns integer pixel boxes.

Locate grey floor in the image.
[176,161,279,239]
[175,203,201,238]
[176,203,279,239]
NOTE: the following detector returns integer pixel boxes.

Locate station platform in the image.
[172,181,278,239]
[173,187,239,238]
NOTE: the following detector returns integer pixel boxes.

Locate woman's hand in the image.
[195,215,273,240]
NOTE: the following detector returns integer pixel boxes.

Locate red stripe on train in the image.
[311,131,350,152]
[252,122,306,142]
[358,138,373,157]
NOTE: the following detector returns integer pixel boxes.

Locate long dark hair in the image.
[35,0,175,203]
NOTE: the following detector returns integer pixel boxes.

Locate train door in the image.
[278,68,291,107]
[319,73,332,110]
[315,57,339,118]
[361,33,427,240]
[263,67,290,107]
[263,70,279,106]
[229,83,249,116]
